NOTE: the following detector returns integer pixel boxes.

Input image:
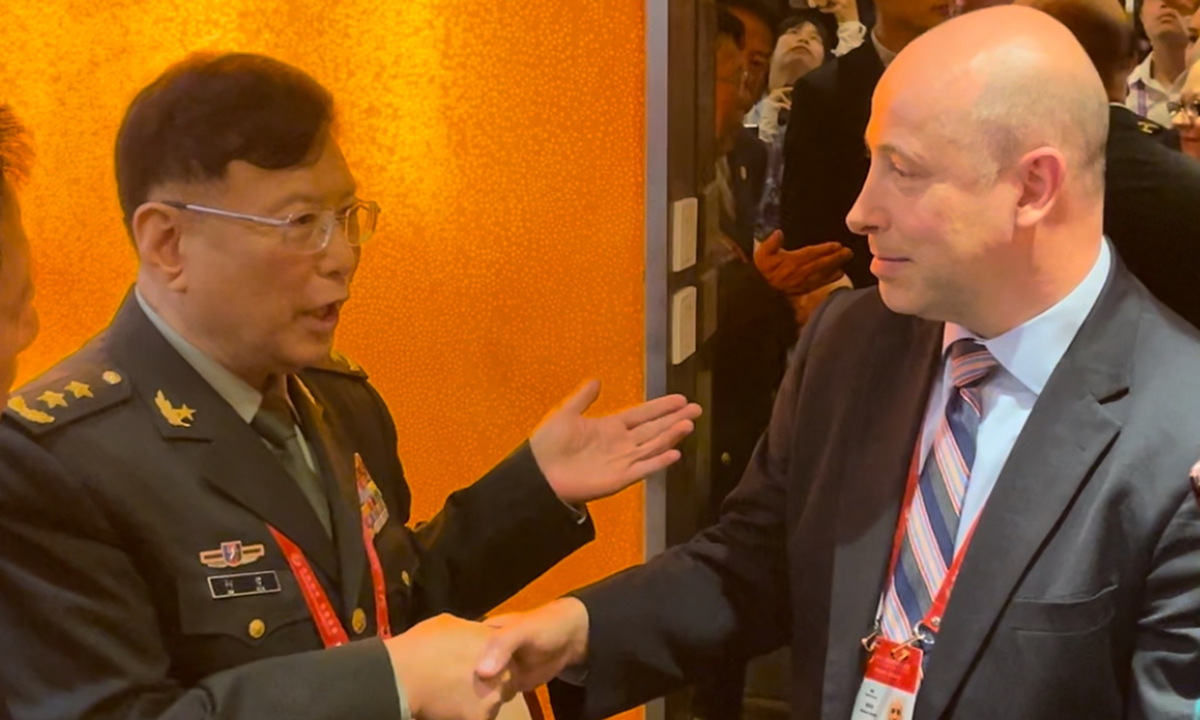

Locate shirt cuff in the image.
[564,501,590,525]
[557,663,589,686]
[834,21,867,57]
[395,668,412,720]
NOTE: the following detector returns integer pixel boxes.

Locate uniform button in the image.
[720,452,732,466]
[248,619,266,639]
[401,571,412,588]
[352,608,367,635]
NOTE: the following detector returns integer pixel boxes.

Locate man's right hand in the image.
[386,614,512,720]
[754,231,852,297]
[475,598,591,695]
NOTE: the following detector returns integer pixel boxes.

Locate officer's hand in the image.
[530,382,701,505]
[476,598,591,695]
[386,614,513,720]
[754,231,852,297]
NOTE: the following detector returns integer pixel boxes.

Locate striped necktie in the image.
[879,339,998,648]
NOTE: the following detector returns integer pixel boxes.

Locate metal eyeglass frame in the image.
[162,199,381,253]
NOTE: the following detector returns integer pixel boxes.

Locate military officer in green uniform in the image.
[0,53,700,720]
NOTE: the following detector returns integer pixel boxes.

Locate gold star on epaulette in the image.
[65,381,93,399]
[38,391,68,409]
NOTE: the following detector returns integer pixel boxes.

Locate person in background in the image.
[0,53,700,720]
[1127,0,1198,125]
[778,0,961,290]
[1173,55,1200,160]
[793,0,871,55]
[1018,0,1200,329]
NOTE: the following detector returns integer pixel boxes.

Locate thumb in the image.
[477,627,522,679]
[761,230,784,253]
[560,379,601,417]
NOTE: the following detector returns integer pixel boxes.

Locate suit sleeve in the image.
[364,384,596,621]
[0,428,403,720]
[1126,490,1200,719]
[555,292,851,720]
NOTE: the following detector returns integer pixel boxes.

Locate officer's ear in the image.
[131,197,186,287]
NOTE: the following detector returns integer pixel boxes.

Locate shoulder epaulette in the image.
[4,363,132,435]
[309,350,369,380]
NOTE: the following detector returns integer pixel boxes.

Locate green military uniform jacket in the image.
[0,292,595,720]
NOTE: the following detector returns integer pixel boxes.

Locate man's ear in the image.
[1013,147,1067,229]
[132,201,187,289]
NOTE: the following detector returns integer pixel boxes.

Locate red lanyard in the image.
[879,449,982,644]
[269,493,392,648]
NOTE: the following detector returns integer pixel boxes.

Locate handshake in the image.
[386,598,590,720]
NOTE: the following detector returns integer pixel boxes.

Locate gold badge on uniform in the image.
[200,540,266,569]
[355,454,389,537]
[155,390,196,428]
[37,391,67,409]
[102,371,122,385]
[7,396,54,424]
[65,381,93,399]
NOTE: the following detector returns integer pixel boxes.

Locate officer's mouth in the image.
[303,301,344,331]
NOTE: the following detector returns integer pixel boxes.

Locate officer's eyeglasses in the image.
[1168,99,1200,124]
[163,199,381,253]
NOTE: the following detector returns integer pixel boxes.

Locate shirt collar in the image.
[135,288,264,423]
[871,30,899,69]
[1126,54,1185,95]
[942,238,1112,396]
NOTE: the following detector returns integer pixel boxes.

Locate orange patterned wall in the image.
[3,2,645,716]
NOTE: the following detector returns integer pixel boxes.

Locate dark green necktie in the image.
[251,378,332,537]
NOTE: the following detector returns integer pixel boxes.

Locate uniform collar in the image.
[134,288,264,423]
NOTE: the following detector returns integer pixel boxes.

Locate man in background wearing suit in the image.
[779,0,957,289]
[0,53,700,720]
[1019,0,1200,329]
[479,8,1200,719]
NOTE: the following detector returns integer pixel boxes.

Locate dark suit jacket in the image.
[562,261,1200,719]
[0,293,595,720]
[779,40,883,289]
[1105,105,1200,329]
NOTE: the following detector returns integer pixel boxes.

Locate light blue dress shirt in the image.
[918,239,1112,550]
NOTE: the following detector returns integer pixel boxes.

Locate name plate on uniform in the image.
[208,571,282,600]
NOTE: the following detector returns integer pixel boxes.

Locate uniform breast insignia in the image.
[155,390,195,428]
[37,391,67,409]
[7,396,54,424]
[208,571,281,600]
[355,453,389,536]
[200,540,266,569]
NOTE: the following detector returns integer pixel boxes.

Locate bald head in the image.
[1014,0,1136,101]
[883,5,1110,198]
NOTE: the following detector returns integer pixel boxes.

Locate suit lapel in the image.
[106,291,340,580]
[291,377,368,617]
[915,266,1137,720]
[822,311,943,720]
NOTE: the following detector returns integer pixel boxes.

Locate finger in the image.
[630,404,702,447]
[559,380,601,417]
[633,418,697,461]
[477,628,522,679]
[623,449,684,480]
[617,393,690,428]
[778,242,846,262]
[782,252,852,284]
